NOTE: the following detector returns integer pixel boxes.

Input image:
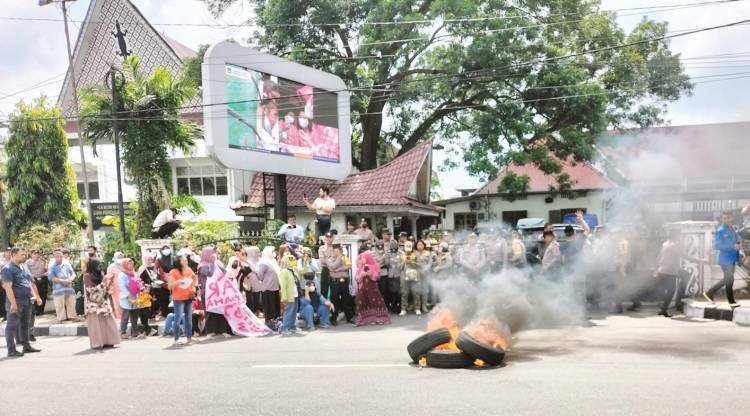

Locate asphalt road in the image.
[1,308,749,416]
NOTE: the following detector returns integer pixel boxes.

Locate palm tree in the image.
[80,56,200,237]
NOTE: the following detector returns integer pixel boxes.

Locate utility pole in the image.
[109,21,130,244]
[39,0,96,245]
[107,68,127,243]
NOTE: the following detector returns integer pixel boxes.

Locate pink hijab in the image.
[356,251,380,286]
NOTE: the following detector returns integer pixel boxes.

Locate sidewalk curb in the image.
[0,322,170,338]
[683,299,750,325]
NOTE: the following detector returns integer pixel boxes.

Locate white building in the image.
[435,158,616,231]
[58,0,245,234]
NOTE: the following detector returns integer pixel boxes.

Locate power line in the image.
[2,18,749,123]
[0,0,740,27]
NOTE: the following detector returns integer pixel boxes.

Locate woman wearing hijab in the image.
[117,258,139,339]
[84,258,121,349]
[199,247,233,337]
[106,252,125,320]
[278,254,301,335]
[258,246,281,330]
[151,245,173,319]
[135,254,158,336]
[240,246,263,316]
[354,249,391,326]
[167,254,198,345]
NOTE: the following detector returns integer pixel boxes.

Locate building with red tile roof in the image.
[233,140,443,235]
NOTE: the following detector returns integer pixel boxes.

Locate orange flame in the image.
[463,318,510,351]
[426,306,461,352]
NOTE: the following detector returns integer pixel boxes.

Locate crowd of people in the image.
[1,209,745,358]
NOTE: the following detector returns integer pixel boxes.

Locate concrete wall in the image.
[440,190,610,230]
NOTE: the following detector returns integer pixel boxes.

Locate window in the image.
[76,182,100,200]
[501,210,527,228]
[454,213,477,231]
[175,165,228,196]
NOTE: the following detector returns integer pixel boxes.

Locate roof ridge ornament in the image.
[112,20,131,58]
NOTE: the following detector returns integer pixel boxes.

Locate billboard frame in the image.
[202,41,352,180]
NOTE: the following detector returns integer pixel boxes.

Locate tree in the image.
[182,44,210,88]
[5,98,85,236]
[79,56,200,237]
[202,0,691,187]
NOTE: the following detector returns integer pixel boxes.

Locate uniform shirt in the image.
[354,227,375,243]
[327,256,350,279]
[1,261,33,302]
[26,258,47,280]
[277,223,305,244]
[49,261,76,297]
[542,240,562,271]
[318,244,335,269]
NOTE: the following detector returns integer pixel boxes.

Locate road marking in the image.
[251,364,409,369]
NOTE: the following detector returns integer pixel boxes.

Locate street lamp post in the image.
[39,0,96,245]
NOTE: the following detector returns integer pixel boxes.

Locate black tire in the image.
[455,331,506,366]
[407,328,452,362]
[425,349,474,369]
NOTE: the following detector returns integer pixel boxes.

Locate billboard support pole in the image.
[273,174,288,223]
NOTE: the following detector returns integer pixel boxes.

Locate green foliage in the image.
[171,193,206,216]
[13,222,83,256]
[182,44,210,88]
[99,208,141,264]
[5,98,86,236]
[203,0,691,188]
[498,171,530,202]
[172,220,239,261]
[79,56,201,238]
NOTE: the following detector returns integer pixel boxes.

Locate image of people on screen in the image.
[225,64,340,163]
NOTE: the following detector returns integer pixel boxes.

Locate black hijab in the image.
[87,258,104,285]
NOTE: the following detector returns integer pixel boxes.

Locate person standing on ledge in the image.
[151,207,181,239]
[304,185,335,241]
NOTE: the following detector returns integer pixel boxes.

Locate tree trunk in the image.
[359,96,388,171]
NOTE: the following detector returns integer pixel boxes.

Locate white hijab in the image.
[259,246,280,276]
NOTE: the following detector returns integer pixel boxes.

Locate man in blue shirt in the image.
[277,214,305,246]
[704,211,745,307]
[48,250,79,323]
[2,248,42,357]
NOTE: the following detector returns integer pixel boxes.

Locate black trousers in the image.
[0,289,6,318]
[138,308,153,334]
[315,216,331,241]
[151,222,180,238]
[330,278,354,322]
[262,290,280,321]
[320,267,332,300]
[707,264,737,304]
[387,277,401,313]
[34,277,48,315]
[151,287,170,317]
[245,291,262,315]
[656,273,677,313]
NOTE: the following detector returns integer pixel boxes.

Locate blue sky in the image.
[1,0,749,197]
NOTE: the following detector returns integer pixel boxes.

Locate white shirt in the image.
[312,197,335,215]
[277,223,305,243]
[152,209,174,229]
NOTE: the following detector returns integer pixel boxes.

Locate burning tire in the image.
[425,350,474,369]
[407,328,452,362]
[456,331,506,366]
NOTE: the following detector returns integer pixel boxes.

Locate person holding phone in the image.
[304,185,335,241]
[354,249,390,326]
